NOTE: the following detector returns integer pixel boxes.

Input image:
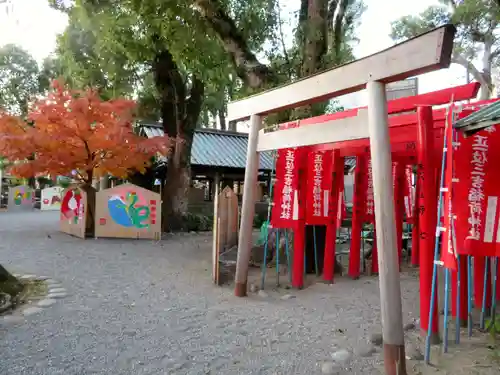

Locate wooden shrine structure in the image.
[229,25,457,375]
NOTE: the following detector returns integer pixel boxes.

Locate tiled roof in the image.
[139,124,274,170]
[139,123,357,172]
[454,99,500,134]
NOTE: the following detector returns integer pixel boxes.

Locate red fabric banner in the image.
[306,150,334,225]
[440,113,458,270]
[337,169,346,229]
[403,164,415,224]
[364,158,375,223]
[361,157,400,224]
[271,147,307,229]
[452,124,500,257]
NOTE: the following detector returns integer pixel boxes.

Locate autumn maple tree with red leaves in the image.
[0,80,172,185]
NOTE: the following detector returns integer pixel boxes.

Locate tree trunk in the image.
[480,38,495,100]
[195,0,345,272]
[293,0,329,119]
[301,0,328,78]
[0,264,23,297]
[152,46,205,231]
[162,134,193,230]
[81,181,96,238]
[452,53,493,101]
[218,106,227,131]
[332,0,349,63]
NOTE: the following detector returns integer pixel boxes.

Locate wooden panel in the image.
[8,185,33,211]
[228,25,455,121]
[41,186,64,211]
[94,183,161,240]
[257,109,369,151]
[60,187,87,239]
[213,186,239,286]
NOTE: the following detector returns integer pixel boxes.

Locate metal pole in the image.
[367,80,407,375]
[234,115,261,297]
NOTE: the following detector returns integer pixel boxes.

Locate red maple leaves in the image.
[0,80,171,183]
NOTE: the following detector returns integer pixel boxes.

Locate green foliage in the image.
[181,212,213,232]
[0,44,41,116]
[253,212,268,229]
[53,5,137,100]
[390,0,500,99]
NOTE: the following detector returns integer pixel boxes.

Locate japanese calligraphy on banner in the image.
[361,158,400,223]
[452,125,500,257]
[403,165,416,223]
[440,115,458,270]
[305,150,333,225]
[364,158,375,222]
[337,169,346,229]
[271,147,307,229]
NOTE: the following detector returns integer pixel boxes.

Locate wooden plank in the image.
[212,173,220,284]
[228,25,456,121]
[257,109,369,151]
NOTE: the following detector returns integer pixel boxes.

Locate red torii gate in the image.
[276,82,481,284]
[273,82,498,341]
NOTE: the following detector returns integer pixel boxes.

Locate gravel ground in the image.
[0,211,472,375]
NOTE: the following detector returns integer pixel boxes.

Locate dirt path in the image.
[0,211,497,374]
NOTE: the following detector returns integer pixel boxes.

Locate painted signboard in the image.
[60,187,87,239]
[41,186,64,211]
[8,185,33,211]
[94,183,161,240]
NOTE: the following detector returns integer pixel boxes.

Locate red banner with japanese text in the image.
[440,112,458,270]
[361,157,400,224]
[364,158,375,223]
[403,165,415,224]
[452,124,500,257]
[271,147,307,229]
[305,150,333,225]
[337,166,346,229]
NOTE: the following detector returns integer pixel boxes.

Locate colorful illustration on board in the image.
[41,187,64,210]
[13,188,31,206]
[107,189,151,229]
[61,188,83,224]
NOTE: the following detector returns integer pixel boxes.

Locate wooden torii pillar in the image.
[229,25,456,375]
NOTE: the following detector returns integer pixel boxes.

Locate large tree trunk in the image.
[153,46,205,231]
[453,53,494,101]
[293,0,329,119]
[195,0,345,271]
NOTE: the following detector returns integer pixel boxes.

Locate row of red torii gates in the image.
[265,81,500,339]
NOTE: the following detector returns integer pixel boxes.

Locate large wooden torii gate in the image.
[229,25,457,375]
